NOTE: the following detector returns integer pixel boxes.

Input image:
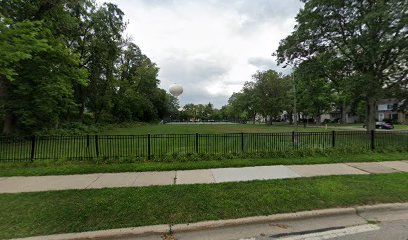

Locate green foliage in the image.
[276,0,408,131]
[0,18,49,81]
[0,1,174,135]
[227,70,292,124]
[180,102,218,121]
[295,60,333,124]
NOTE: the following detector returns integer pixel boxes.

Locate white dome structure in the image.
[169,83,183,97]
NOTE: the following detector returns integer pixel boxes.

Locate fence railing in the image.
[0,130,407,162]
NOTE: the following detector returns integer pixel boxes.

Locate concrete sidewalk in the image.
[0,161,407,193]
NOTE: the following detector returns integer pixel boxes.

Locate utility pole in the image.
[292,71,298,133]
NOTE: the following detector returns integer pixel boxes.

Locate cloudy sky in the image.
[97,0,304,107]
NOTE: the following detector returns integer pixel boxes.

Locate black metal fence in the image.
[0,130,407,162]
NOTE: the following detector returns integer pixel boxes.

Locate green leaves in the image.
[0,1,170,134]
[0,18,50,81]
[227,70,292,124]
[276,0,408,130]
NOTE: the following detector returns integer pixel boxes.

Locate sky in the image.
[96,0,304,107]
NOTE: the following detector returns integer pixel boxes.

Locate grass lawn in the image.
[100,123,342,135]
[101,122,408,135]
[0,151,407,176]
[394,124,408,130]
[1,173,408,239]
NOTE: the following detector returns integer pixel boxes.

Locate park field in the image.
[100,122,408,135]
[101,122,341,135]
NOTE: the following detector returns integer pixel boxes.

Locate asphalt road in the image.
[126,204,408,240]
[332,219,408,240]
[239,220,408,240]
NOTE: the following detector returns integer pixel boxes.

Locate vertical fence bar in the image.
[30,135,36,162]
[292,131,295,148]
[86,135,90,157]
[195,133,199,154]
[95,135,99,157]
[241,132,244,152]
[371,130,375,151]
[147,134,151,160]
[332,131,335,148]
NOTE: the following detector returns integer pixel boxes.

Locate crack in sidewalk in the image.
[85,174,102,189]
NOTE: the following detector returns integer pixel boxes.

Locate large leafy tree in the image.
[276,0,408,131]
[227,82,259,123]
[85,3,126,123]
[252,70,292,125]
[0,17,87,135]
[1,0,176,135]
[295,59,333,124]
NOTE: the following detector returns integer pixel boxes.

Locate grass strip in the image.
[0,152,407,177]
[1,173,408,239]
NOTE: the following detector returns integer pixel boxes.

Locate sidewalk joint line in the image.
[345,163,372,174]
[131,172,141,186]
[85,174,102,189]
[173,171,177,185]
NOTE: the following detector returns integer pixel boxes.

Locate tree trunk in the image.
[366,97,376,132]
[2,113,16,136]
[315,114,321,125]
[288,111,293,125]
[0,81,15,135]
[341,101,347,124]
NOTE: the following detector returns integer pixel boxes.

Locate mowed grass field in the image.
[101,122,340,135]
[101,122,408,135]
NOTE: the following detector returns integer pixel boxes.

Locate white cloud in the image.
[97,0,303,107]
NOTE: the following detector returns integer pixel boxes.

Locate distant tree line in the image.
[0,0,178,135]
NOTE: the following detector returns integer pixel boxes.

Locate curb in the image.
[13,202,408,240]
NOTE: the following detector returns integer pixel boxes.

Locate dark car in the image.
[363,122,394,129]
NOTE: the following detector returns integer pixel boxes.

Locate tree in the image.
[295,60,333,124]
[0,17,87,134]
[276,0,408,131]
[1,0,172,134]
[85,3,126,123]
[252,70,292,125]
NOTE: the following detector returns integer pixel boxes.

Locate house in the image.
[320,106,359,124]
[320,99,407,124]
[376,99,407,123]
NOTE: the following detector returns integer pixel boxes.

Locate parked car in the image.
[363,121,394,129]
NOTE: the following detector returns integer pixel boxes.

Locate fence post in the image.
[332,131,335,148]
[292,131,295,148]
[241,132,244,152]
[195,133,199,154]
[30,135,36,162]
[95,135,99,157]
[370,130,375,151]
[147,134,151,160]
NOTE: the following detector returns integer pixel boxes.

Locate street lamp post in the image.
[283,65,298,133]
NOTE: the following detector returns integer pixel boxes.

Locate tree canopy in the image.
[276,0,408,131]
[0,0,175,135]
